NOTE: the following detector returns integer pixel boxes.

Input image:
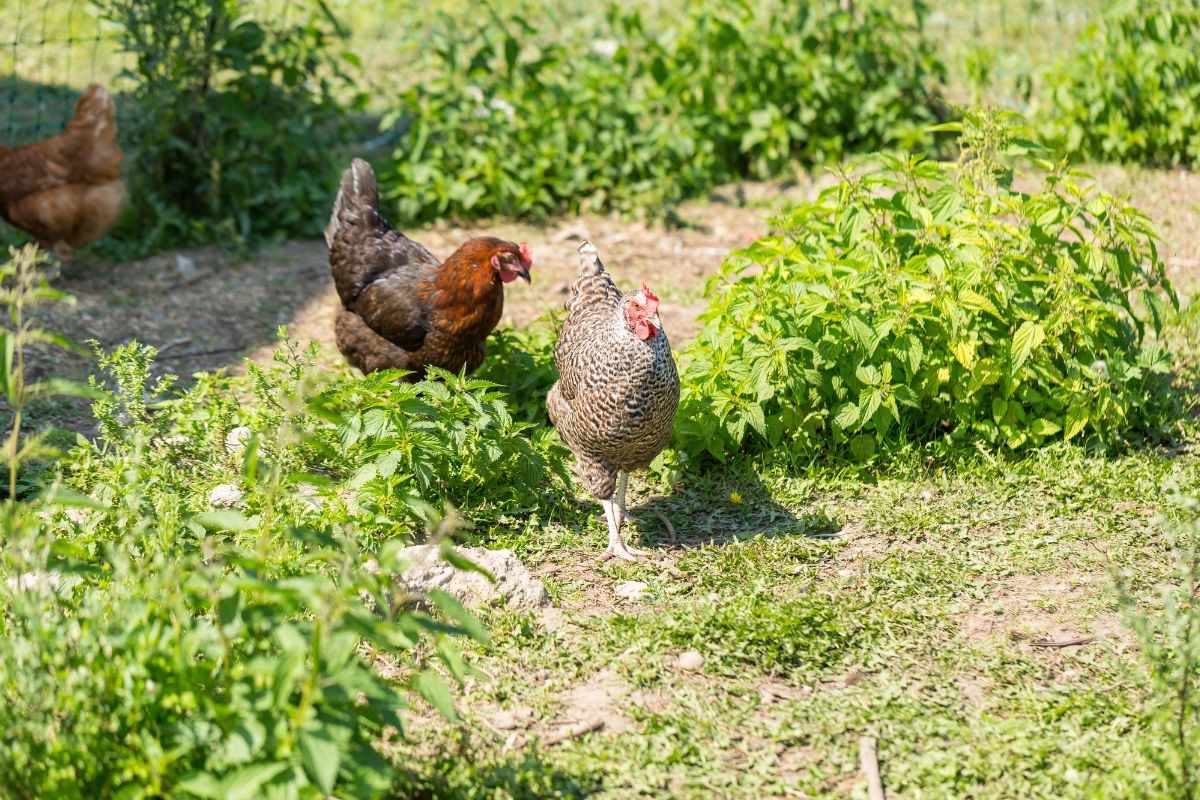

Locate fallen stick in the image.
[860,736,885,800]
[542,719,604,747]
[650,509,677,544]
[1030,635,1096,648]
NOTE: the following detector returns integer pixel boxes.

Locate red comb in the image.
[519,241,533,268]
[641,282,660,304]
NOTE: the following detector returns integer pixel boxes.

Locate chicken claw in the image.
[601,498,654,561]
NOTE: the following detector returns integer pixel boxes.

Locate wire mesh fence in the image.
[1,0,1111,147]
[1,0,125,145]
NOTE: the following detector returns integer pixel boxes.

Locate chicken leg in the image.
[613,472,641,528]
[602,495,652,561]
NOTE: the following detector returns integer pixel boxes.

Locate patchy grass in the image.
[387,441,1197,799]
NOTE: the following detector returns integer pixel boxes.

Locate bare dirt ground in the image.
[31,183,804,387]
[26,166,1200,394]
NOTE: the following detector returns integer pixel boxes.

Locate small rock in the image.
[5,571,61,593]
[491,707,534,731]
[537,606,566,632]
[384,544,549,610]
[614,580,649,601]
[677,650,705,672]
[225,426,251,457]
[208,483,244,508]
[175,254,199,280]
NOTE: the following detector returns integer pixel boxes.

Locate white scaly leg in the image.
[601,497,651,561]
[614,471,643,528]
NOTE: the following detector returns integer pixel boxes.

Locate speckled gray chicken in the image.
[547,241,680,561]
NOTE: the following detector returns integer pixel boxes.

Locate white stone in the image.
[225,426,251,456]
[208,483,244,508]
[381,545,549,610]
[614,580,649,601]
[677,650,705,671]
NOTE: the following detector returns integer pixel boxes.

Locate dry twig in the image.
[860,736,885,800]
[1030,635,1096,648]
[542,719,604,747]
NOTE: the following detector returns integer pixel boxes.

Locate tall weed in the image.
[675,109,1178,463]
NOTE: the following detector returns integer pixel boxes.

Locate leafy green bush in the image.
[381,0,945,222]
[101,0,360,254]
[676,109,1178,463]
[473,320,562,426]
[322,368,572,541]
[0,251,493,798]
[0,506,479,799]
[1038,0,1200,167]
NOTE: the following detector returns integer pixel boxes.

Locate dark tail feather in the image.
[324,158,380,247]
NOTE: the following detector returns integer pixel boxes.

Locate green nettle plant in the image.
[322,367,572,540]
[381,0,944,223]
[0,245,98,498]
[676,109,1178,463]
[1119,508,1200,800]
[1039,0,1200,166]
[102,0,361,254]
[0,277,487,797]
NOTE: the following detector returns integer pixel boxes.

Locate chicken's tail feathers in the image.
[65,84,117,143]
[578,240,605,277]
[566,241,622,313]
[325,158,381,247]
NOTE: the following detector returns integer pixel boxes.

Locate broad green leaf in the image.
[1010,321,1045,374]
[833,402,859,431]
[1064,404,1088,441]
[960,288,1001,319]
[225,763,289,800]
[951,340,977,369]
[426,589,490,644]
[742,403,767,438]
[849,434,876,461]
[298,728,341,795]
[41,487,109,509]
[194,510,255,532]
[1030,418,1062,437]
[413,670,458,721]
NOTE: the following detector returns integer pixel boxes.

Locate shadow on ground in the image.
[391,746,602,799]
[629,464,839,550]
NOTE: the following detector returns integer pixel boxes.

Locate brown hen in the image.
[547,242,680,561]
[324,159,532,379]
[0,84,126,261]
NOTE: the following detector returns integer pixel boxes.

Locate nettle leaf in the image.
[951,340,978,370]
[1064,404,1089,441]
[298,728,341,795]
[833,402,860,431]
[842,314,876,354]
[1010,321,1045,374]
[413,670,459,722]
[1030,418,1062,437]
[959,288,1002,319]
[742,403,768,438]
[849,434,876,461]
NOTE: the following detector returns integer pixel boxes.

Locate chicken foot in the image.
[601,492,653,561]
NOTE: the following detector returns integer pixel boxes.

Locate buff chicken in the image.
[0,84,126,261]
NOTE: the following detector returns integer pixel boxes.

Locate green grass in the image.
[380,440,1197,798]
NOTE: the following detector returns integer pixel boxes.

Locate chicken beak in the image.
[518,269,532,283]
